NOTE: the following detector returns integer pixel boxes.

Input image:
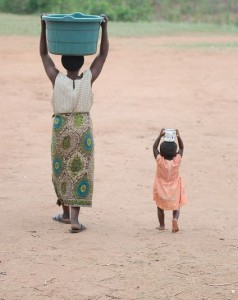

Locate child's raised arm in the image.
[153,128,164,159]
[176,129,184,157]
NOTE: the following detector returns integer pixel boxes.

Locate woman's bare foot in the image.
[172,219,179,233]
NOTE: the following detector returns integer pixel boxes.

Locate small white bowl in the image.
[164,128,176,142]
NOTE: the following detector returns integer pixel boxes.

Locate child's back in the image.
[154,153,186,211]
[155,153,181,183]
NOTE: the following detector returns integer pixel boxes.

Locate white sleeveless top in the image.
[51,69,93,114]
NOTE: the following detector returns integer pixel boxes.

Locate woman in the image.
[40,14,109,233]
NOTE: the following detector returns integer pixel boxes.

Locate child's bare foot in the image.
[156,225,165,230]
[172,219,179,233]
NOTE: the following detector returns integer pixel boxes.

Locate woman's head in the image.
[61,55,84,71]
[160,141,177,160]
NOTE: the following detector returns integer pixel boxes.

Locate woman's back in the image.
[51,69,93,114]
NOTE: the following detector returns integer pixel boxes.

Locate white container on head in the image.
[164,128,176,142]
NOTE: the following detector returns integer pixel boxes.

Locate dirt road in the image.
[0,35,238,299]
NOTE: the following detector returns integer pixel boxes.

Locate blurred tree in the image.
[1,0,238,24]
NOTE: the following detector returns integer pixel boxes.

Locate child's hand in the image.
[160,128,165,136]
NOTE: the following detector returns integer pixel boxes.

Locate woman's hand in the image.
[40,13,47,27]
[41,13,48,18]
[100,14,108,28]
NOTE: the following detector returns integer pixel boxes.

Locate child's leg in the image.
[172,209,180,233]
[173,209,180,220]
[157,207,165,229]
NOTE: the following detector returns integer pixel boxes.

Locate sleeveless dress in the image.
[153,154,187,210]
[51,69,94,207]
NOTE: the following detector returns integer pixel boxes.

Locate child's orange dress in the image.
[153,154,187,210]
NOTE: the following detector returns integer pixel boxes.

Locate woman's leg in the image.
[70,207,86,233]
[71,207,80,226]
[52,203,70,224]
[172,209,180,233]
[157,207,165,229]
[62,204,70,219]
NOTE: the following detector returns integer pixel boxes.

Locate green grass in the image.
[1,13,238,37]
[161,41,238,49]
[109,21,238,37]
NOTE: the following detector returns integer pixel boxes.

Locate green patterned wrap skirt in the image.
[51,112,94,207]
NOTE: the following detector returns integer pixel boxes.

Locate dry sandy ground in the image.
[0,34,238,300]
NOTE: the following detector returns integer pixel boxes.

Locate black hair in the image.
[160,141,177,160]
[61,55,84,71]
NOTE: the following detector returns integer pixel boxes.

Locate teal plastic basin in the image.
[42,12,103,56]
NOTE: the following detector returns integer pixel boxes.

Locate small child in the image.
[153,128,187,233]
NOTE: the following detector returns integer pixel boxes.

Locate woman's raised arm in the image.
[39,15,58,86]
[90,15,109,84]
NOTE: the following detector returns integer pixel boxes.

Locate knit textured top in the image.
[51,69,93,114]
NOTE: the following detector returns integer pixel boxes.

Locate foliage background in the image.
[0,0,238,23]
